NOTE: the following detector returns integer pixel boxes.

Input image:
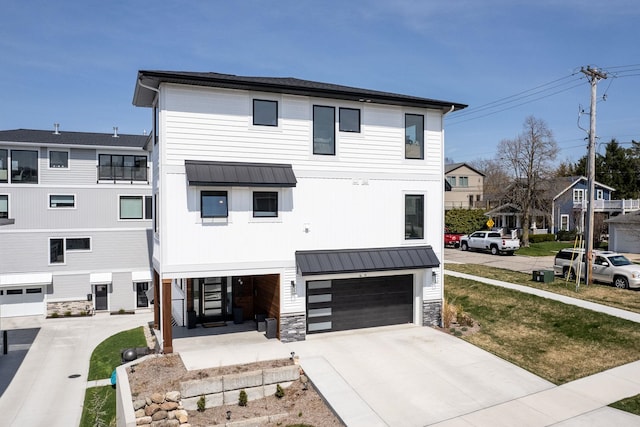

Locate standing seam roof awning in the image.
[90,273,112,284]
[185,160,297,187]
[132,271,153,282]
[0,272,52,288]
[296,246,440,276]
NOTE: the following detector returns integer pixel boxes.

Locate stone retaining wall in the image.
[422,300,442,327]
[46,300,92,317]
[279,313,306,342]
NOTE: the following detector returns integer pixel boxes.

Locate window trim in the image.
[0,149,8,183]
[560,214,569,231]
[596,189,604,200]
[66,237,92,252]
[118,195,152,221]
[339,107,361,133]
[98,153,148,182]
[49,237,65,265]
[252,191,278,218]
[253,99,279,127]
[48,149,70,169]
[201,190,229,219]
[405,113,425,160]
[313,105,336,156]
[404,193,425,240]
[573,189,584,202]
[48,194,76,209]
[458,176,469,188]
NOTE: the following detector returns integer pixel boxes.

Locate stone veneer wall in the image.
[47,300,92,317]
[422,300,442,327]
[279,313,306,343]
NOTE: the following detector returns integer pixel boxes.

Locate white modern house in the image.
[133,70,466,353]
[0,128,152,318]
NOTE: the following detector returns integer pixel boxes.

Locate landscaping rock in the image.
[174,409,188,423]
[165,391,181,402]
[135,415,151,425]
[151,392,165,404]
[151,409,168,421]
[160,401,179,411]
[133,399,147,410]
[145,403,161,416]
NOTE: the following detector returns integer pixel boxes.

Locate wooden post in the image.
[162,279,173,354]
[153,270,160,330]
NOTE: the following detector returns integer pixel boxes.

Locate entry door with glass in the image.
[95,284,108,311]
[199,278,226,322]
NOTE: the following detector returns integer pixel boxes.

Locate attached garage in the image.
[0,273,51,318]
[607,212,640,254]
[296,246,440,335]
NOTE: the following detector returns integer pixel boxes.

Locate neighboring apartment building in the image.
[133,70,466,353]
[0,128,152,318]
[444,163,484,209]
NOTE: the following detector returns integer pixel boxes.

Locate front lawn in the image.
[444,275,640,384]
[610,394,640,415]
[87,326,146,380]
[516,241,575,256]
[79,386,116,427]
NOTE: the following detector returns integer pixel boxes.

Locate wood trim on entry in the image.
[153,270,160,330]
[161,279,173,354]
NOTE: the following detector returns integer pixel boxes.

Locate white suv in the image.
[554,249,640,289]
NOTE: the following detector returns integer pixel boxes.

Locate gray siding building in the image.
[0,127,152,318]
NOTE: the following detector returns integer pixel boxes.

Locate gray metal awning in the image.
[185,160,297,187]
[296,246,440,276]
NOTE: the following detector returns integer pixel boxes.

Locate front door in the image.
[136,282,149,307]
[199,279,226,322]
[95,285,108,311]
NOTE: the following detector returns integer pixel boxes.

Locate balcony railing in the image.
[573,199,640,212]
[97,165,149,184]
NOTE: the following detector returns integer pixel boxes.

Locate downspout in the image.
[138,78,160,95]
[438,105,455,327]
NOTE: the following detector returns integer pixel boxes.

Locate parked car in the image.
[554,248,640,289]
[459,231,520,255]
[444,228,464,248]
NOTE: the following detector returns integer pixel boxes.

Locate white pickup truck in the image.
[460,231,520,255]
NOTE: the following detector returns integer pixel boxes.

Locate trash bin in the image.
[187,310,197,329]
[255,313,266,332]
[233,307,244,324]
[265,317,277,339]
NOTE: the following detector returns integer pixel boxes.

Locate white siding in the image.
[110,272,136,311]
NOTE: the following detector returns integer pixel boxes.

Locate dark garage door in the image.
[306,274,413,334]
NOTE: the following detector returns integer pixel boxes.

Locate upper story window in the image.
[253,191,278,217]
[49,194,75,208]
[119,195,152,220]
[446,176,456,187]
[49,150,69,168]
[0,195,8,219]
[0,149,7,182]
[596,189,604,200]
[339,108,360,133]
[253,99,278,126]
[573,189,584,202]
[458,176,469,187]
[405,194,424,240]
[201,191,228,218]
[405,114,424,159]
[99,154,148,182]
[313,105,335,155]
[11,150,38,184]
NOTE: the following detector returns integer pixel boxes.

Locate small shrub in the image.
[557,230,577,242]
[454,330,463,337]
[80,311,87,316]
[51,312,59,318]
[442,299,456,328]
[529,233,555,243]
[197,395,205,412]
[461,327,468,332]
[118,308,125,314]
[457,311,474,327]
[449,328,456,333]
[238,390,248,407]
[275,384,285,399]
[64,311,72,317]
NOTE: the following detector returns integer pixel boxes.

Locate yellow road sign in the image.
[486,218,495,228]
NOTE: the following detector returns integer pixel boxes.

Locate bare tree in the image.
[469,158,511,209]
[498,116,559,246]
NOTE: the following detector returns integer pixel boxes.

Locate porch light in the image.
[291,280,296,292]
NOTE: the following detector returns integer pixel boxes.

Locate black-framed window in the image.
[50,238,64,264]
[201,191,228,218]
[405,194,424,239]
[405,114,424,159]
[313,105,335,155]
[98,154,148,181]
[253,191,278,217]
[11,150,38,183]
[0,195,7,219]
[0,149,7,182]
[26,288,42,294]
[66,238,90,251]
[339,108,360,133]
[253,99,278,126]
[7,289,23,295]
[119,195,152,220]
[49,150,69,168]
[49,194,75,208]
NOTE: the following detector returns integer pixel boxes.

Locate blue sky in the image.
[2,0,639,164]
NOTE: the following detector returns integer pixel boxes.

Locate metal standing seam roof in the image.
[0,129,148,148]
[185,160,297,187]
[296,246,440,276]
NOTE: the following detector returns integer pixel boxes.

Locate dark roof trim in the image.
[445,162,485,177]
[185,160,297,187]
[134,70,467,112]
[296,246,440,276]
[0,129,148,149]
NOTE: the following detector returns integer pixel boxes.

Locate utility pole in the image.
[580,66,607,285]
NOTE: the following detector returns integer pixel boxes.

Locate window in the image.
[339,108,360,133]
[49,194,75,208]
[253,191,278,217]
[313,105,335,155]
[0,195,7,219]
[136,282,150,307]
[50,238,64,264]
[573,189,584,203]
[560,214,569,231]
[119,196,152,220]
[405,194,424,239]
[6,289,23,295]
[458,176,469,187]
[596,189,604,200]
[26,288,42,294]
[49,150,69,168]
[0,149,7,182]
[66,238,90,251]
[11,150,38,183]
[405,114,424,159]
[253,99,278,126]
[99,154,148,181]
[446,176,456,187]
[201,191,228,218]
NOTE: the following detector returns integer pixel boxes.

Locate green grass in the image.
[87,326,146,381]
[444,275,640,384]
[445,263,640,314]
[515,241,576,256]
[79,386,116,427]
[610,394,640,415]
